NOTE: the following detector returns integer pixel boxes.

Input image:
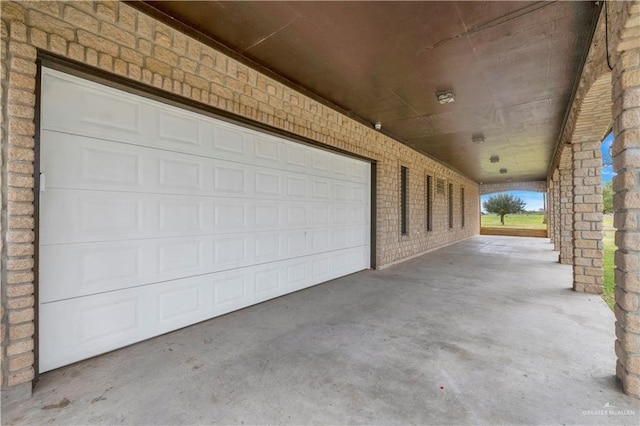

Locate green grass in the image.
[603,216,615,310]
[481,213,547,229]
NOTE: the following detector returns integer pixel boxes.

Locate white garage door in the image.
[39,68,371,372]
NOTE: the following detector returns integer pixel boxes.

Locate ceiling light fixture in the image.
[500,168,508,174]
[374,122,382,130]
[436,91,455,104]
[472,133,485,144]
[490,155,500,163]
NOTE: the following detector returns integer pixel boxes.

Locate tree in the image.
[603,181,613,214]
[483,194,526,225]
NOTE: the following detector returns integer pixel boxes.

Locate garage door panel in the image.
[42,72,146,143]
[156,108,209,150]
[41,226,369,304]
[43,131,366,205]
[40,68,371,372]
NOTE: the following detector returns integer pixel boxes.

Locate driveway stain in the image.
[41,398,70,410]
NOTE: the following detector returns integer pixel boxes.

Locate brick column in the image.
[612,24,640,398]
[548,178,556,245]
[553,169,561,250]
[559,162,574,264]
[572,139,603,293]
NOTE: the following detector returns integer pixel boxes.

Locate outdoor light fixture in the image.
[500,168,508,174]
[374,122,382,130]
[471,133,485,144]
[436,91,455,104]
[490,155,500,163]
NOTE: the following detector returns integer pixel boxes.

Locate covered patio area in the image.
[4,236,638,425]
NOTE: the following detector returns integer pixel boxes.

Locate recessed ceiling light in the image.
[436,91,455,104]
[490,155,500,163]
[500,168,508,174]
[472,133,485,144]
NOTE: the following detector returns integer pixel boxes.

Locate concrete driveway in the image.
[4,236,639,425]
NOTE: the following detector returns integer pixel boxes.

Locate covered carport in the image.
[1,0,640,417]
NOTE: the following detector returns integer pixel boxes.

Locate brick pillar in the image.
[559,163,574,264]
[572,140,603,293]
[553,169,561,250]
[612,27,640,398]
[548,178,556,244]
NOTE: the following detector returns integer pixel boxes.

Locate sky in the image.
[480,133,614,212]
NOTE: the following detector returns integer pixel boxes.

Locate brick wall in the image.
[0,0,479,397]
[611,0,640,399]
[479,180,546,195]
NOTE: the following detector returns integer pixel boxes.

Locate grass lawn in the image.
[481,213,547,229]
[603,216,615,310]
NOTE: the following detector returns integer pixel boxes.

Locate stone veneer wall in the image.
[0,1,479,399]
[610,0,640,399]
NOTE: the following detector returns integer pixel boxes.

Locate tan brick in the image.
[622,372,640,397]
[68,42,85,61]
[185,72,209,91]
[7,339,34,357]
[624,313,640,334]
[179,57,198,74]
[9,41,37,59]
[7,103,34,120]
[7,217,34,230]
[197,65,223,85]
[8,174,33,188]
[7,230,34,244]
[145,57,172,77]
[8,145,35,160]
[7,296,34,311]
[6,284,33,298]
[99,53,113,71]
[10,20,27,42]
[49,33,67,54]
[77,29,119,56]
[7,259,34,271]
[9,308,34,324]
[616,324,640,353]
[101,21,135,46]
[120,46,143,66]
[8,352,34,372]
[29,27,47,49]
[7,368,34,386]
[136,12,154,39]
[8,201,34,216]
[118,5,136,31]
[63,5,99,32]
[8,323,33,340]
[8,88,36,106]
[95,1,117,23]
[616,287,640,311]
[128,63,142,81]
[8,244,34,257]
[153,45,178,66]
[1,2,27,22]
[28,9,75,40]
[9,73,35,91]
[155,31,171,48]
[86,48,98,66]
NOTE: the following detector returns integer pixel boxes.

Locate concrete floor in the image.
[4,236,640,425]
